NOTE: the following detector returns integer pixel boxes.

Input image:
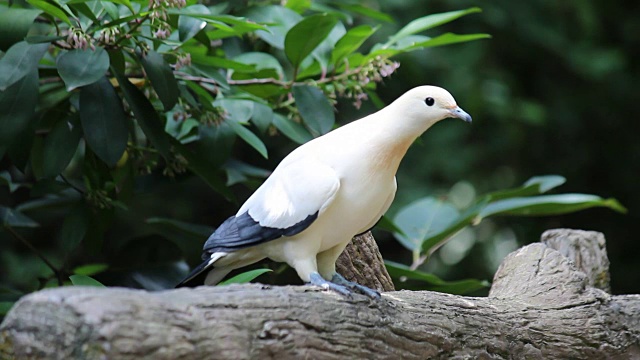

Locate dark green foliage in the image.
[0,0,630,316]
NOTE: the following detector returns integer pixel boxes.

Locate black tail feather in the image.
[175,259,213,288]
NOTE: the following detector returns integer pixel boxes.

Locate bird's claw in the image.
[309,272,353,297]
[331,273,381,299]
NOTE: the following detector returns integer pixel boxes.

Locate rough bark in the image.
[1,229,639,359]
[336,231,395,291]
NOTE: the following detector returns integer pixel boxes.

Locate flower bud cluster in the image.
[324,57,400,109]
[97,26,121,45]
[66,27,95,50]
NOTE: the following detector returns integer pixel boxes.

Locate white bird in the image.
[177,85,472,297]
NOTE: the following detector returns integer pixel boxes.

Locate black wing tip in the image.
[175,258,213,288]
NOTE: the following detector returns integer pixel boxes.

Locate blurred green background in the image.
[1,0,638,297]
[365,0,639,294]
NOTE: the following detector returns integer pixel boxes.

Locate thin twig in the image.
[5,226,65,286]
[174,65,363,89]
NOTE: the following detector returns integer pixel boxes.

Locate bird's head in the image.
[387,86,472,132]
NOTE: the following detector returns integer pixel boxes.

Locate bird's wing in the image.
[202,158,340,254]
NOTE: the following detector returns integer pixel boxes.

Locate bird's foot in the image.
[308,272,352,297]
[331,273,381,299]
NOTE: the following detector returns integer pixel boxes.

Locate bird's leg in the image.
[308,272,352,297]
[331,273,381,299]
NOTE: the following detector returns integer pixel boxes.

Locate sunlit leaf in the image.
[79,77,128,166]
[393,197,459,252]
[486,175,566,201]
[218,268,272,285]
[331,24,379,66]
[333,3,393,23]
[292,84,335,135]
[480,194,627,218]
[398,33,491,51]
[178,4,209,42]
[421,199,488,257]
[285,13,338,71]
[69,274,106,287]
[56,48,110,91]
[73,263,108,276]
[26,0,73,25]
[384,7,481,48]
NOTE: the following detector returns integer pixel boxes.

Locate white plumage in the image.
[177,85,472,296]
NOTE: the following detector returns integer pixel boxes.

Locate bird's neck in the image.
[365,110,434,174]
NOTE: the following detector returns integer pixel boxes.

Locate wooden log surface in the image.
[1,229,638,359]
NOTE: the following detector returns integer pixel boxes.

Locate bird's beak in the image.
[449,106,472,123]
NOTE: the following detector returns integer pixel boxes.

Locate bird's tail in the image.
[175,252,227,288]
[175,259,213,288]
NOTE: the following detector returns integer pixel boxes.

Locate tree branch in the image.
[2,229,639,359]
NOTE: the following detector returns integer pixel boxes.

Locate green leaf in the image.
[146,217,213,243]
[178,4,208,42]
[0,171,24,193]
[421,199,487,257]
[0,68,38,147]
[139,50,179,111]
[0,301,15,316]
[226,120,268,159]
[42,115,82,177]
[215,98,254,123]
[190,53,256,72]
[385,261,489,295]
[59,203,89,253]
[251,102,274,134]
[331,24,379,66]
[384,7,482,48]
[284,13,338,71]
[292,84,335,135]
[79,77,128,166]
[0,8,42,51]
[103,0,134,13]
[333,3,394,23]
[27,0,73,25]
[72,263,108,276]
[218,268,272,285]
[113,71,173,160]
[486,175,566,201]
[396,33,491,52]
[56,48,110,91]
[272,113,313,144]
[480,194,627,218]
[0,41,49,91]
[285,0,311,13]
[69,274,106,287]
[245,5,302,49]
[0,205,39,227]
[232,52,284,78]
[374,216,406,237]
[393,197,459,252]
[170,139,235,201]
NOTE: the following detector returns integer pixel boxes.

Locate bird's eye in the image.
[425,97,435,106]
